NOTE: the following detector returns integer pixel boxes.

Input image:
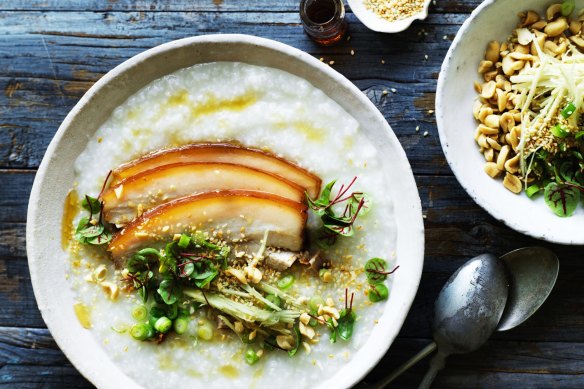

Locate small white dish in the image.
[27,34,424,388]
[436,0,584,244]
[347,0,432,33]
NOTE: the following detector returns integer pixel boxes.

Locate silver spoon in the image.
[497,247,559,331]
[374,247,558,388]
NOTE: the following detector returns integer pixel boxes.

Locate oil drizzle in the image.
[73,302,92,329]
[62,190,79,250]
[218,364,239,379]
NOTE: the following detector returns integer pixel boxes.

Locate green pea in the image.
[131,305,148,321]
[277,274,295,290]
[368,283,389,303]
[130,323,154,340]
[154,316,172,333]
[173,317,189,335]
[245,348,259,365]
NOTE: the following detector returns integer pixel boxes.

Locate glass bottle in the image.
[299,0,348,46]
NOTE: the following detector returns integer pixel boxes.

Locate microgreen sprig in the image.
[74,194,112,245]
[364,258,398,303]
[306,177,371,248]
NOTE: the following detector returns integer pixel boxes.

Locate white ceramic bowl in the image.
[437,0,584,245]
[348,0,432,33]
[26,35,424,388]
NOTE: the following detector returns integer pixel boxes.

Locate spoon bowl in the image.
[497,247,559,331]
[433,253,509,354]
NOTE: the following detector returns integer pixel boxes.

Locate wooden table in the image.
[1,1,582,388]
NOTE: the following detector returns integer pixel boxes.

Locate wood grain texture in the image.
[1,0,583,388]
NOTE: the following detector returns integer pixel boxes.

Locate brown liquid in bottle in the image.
[300,0,348,46]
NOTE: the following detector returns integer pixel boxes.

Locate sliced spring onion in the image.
[277,275,295,290]
[131,305,148,321]
[561,102,576,118]
[197,318,214,340]
[178,234,191,249]
[173,317,189,335]
[309,295,324,311]
[551,124,569,138]
[265,294,282,310]
[575,131,584,140]
[526,184,540,198]
[245,348,260,365]
[154,316,172,333]
[130,323,155,340]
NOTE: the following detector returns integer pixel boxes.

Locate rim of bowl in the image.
[347,0,432,33]
[26,34,425,388]
[436,0,584,245]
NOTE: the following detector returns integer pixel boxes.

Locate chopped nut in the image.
[276,335,294,350]
[299,322,316,339]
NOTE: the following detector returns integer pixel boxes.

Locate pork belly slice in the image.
[108,190,308,260]
[102,162,305,226]
[110,143,322,199]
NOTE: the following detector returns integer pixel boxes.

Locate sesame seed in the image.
[319,57,324,62]
[329,60,335,65]
[390,88,397,93]
[428,109,434,114]
[424,54,429,60]
[415,126,420,132]
[382,90,389,95]
[350,49,355,55]
[381,59,385,64]
[423,131,429,137]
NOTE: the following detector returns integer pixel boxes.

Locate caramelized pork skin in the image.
[108,190,308,260]
[102,162,305,226]
[111,143,322,199]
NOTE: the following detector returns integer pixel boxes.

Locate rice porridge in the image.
[66,62,397,388]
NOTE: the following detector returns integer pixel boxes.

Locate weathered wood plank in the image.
[0,364,92,388]
[365,338,584,388]
[0,0,482,14]
[0,10,461,170]
[1,326,583,389]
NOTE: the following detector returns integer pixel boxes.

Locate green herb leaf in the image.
[368,283,389,303]
[365,258,388,283]
[81,195,101,214]
[544,182,580,217]
[349,193,372,216]
[337,308,357,341]
[192,263,218,288]
[306,180,336,215]
[157,279,180,305]
[85,230,112,245]
[288,325,301,357]
[323,222,354,237]
[326,317,337,343]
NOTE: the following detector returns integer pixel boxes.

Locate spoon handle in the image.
[418,350,448,389]
[373,341,437,388]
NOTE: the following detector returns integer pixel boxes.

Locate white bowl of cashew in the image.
[437,0,584,245]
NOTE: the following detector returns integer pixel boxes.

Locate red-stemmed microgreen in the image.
[306,177,371,247]
[364,258,397,303]
[544,182,580,217]
[327,288,357,343]
[74,194,112,245]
